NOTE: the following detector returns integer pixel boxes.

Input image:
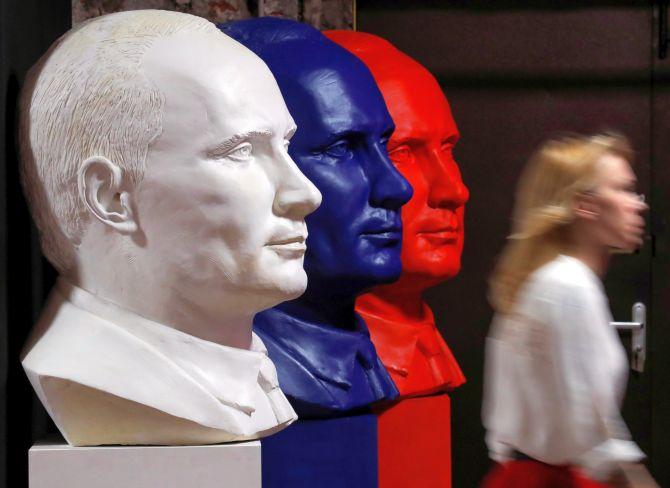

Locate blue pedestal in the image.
[261,414,378,488]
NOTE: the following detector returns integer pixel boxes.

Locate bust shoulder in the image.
[23,294,294,445]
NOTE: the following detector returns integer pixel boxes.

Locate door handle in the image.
[611,302,646,373]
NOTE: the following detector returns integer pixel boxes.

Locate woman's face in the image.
[590,153,647,252]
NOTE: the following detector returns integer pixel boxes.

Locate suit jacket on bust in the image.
[358,301,465,398]
[22,280,296,446]
[253,307,398,418]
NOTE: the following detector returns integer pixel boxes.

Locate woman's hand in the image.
[609,462,659,488]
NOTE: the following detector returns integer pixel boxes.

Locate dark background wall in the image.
[2,1,668,487]
[2,2,70,486]
[358,1,670,486]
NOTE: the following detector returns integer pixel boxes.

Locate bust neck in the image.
[275,291,358,331]
[72,232,255,349]
[357,279,430,324]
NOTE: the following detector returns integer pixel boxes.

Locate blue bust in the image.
[221,18,412,417]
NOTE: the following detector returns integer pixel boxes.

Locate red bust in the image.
[325,31,469,398]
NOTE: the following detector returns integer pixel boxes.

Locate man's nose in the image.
[273,153,322,219]
[426,148,469,209]
[368,142,413,210]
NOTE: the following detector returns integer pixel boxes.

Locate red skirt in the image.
[481,461,612,488]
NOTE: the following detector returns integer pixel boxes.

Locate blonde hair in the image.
[488,132,632,314]
[19,10,219,273]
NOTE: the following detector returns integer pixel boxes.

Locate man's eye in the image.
[441,141,455,153]
[389,145,413,164]
[225,142,253,161]
[323,140,351,159]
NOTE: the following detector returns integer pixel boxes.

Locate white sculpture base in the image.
[29,437,261,488]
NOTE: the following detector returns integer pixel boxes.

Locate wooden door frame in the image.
[650,2,670,479]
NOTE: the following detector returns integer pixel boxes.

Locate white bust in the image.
[19,10,321,446]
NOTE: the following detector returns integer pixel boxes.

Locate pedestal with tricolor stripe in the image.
[374,394,452,488]
[261,413,378,488]
[29,397,452,487]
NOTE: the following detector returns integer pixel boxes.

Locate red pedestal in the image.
[375,394,452,488]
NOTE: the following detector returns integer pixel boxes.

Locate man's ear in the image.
[78,156,138,234]
[574,191,600,221]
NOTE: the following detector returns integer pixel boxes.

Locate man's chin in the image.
[257,271,308,308]
[361,258,403,286]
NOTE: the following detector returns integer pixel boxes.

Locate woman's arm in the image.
[549,281,644,480]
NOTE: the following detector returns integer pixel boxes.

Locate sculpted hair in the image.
[488,132,633,315]
[19,10,219,273]
[220,17,367,86]
[220,16,327,58]
[324,30,429,86]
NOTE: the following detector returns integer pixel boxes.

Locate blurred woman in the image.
[482,133,653,487]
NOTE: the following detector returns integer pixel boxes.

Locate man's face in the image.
[273,44,412,297]
[136,31,321,313]
[381,61,469,282]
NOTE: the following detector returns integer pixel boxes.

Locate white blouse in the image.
[482,255,644,479]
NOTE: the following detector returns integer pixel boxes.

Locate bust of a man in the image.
[20,10,321,446]
[327,31,470,398]
[222,19,412,417]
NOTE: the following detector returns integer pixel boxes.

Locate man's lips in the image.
[417,227,460,243]
[361,227,402,243]
[266,235,307,256]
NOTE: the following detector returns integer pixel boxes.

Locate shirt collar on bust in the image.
[361,302,465,388]
[362,302,433,376]
[58,279,281,417]
[254,307,388,391]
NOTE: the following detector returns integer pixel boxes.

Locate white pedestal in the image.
[29,437,261,488]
